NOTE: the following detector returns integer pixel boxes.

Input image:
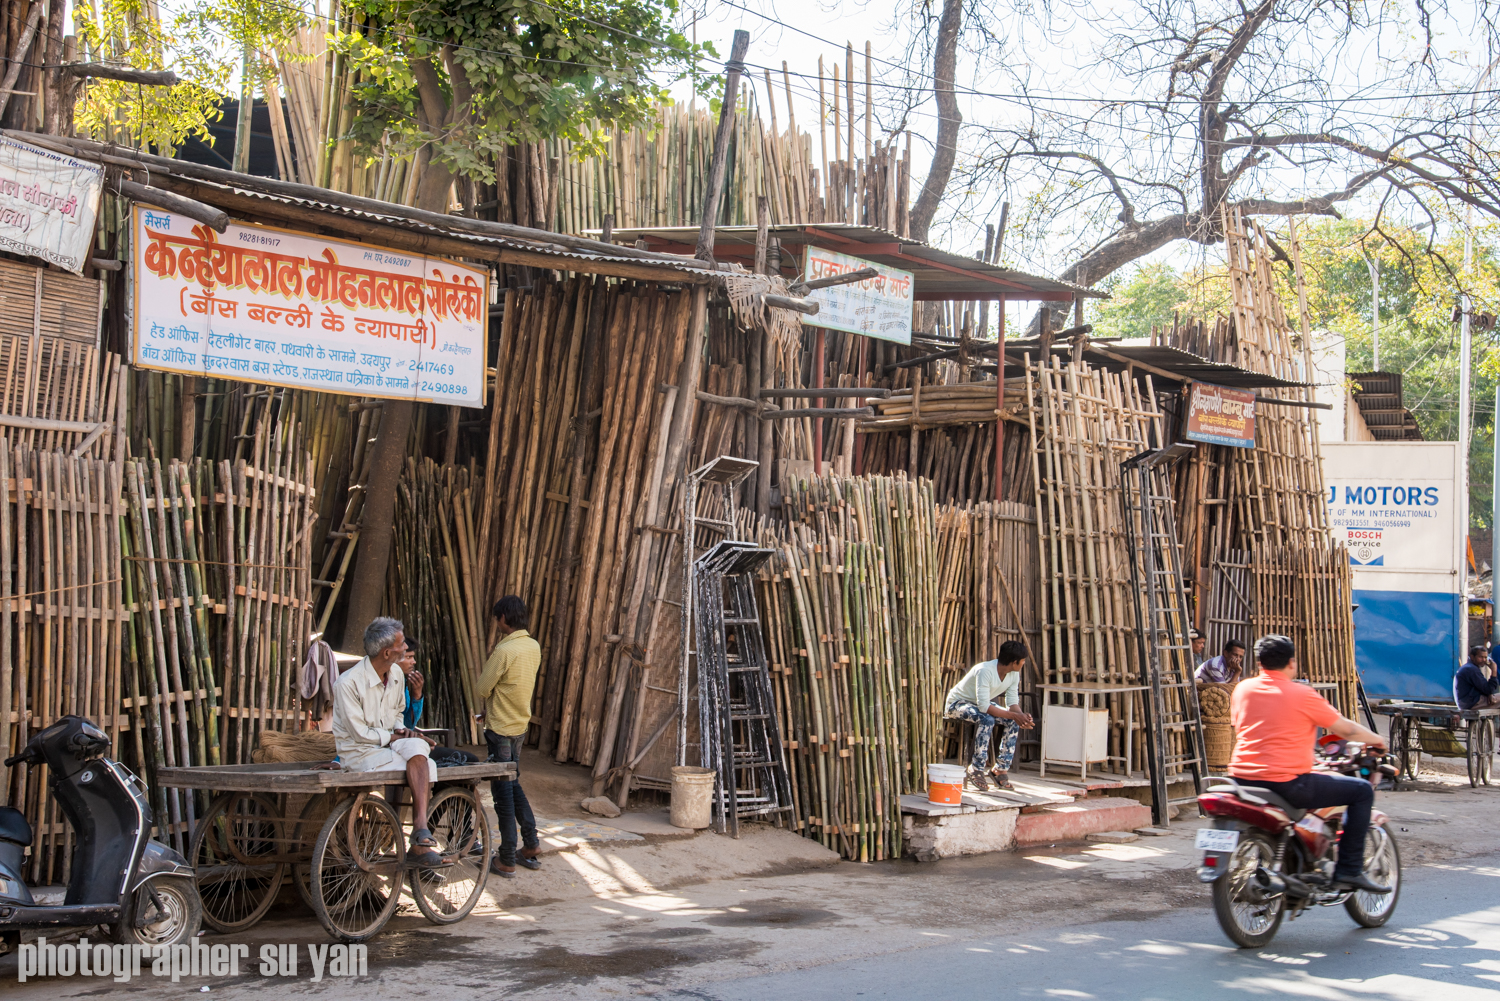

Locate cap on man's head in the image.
[1189,629,1202,640]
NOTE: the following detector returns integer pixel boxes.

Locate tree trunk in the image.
[339,165,454,650]
[907,0,963,243]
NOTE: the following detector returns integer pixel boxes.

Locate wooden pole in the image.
[694,30,751,261]
[995,297,1004,501]
[814,328,825,475]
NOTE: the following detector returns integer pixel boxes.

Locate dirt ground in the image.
[7,751,1499,998]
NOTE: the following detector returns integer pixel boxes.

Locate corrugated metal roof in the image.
[152,173,725,281]
[601,223,1100,301]
[1000,340,1311,389]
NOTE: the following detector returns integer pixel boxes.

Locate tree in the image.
[906,0,963,243]
[330,0,708,211]
[945,0,1500,314]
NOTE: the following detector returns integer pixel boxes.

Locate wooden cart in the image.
[1371,701,1499,788]
[158,760,516,942]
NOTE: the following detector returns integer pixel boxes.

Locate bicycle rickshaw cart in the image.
[158,759,516,942]
[1371,700,1499,788]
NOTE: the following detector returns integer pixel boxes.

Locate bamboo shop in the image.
[0,115,1362,876]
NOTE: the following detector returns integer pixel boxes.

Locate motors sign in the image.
[1184,381,1256,448]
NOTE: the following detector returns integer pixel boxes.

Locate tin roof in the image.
[998,340,1312,390]
[601,223,1101,302]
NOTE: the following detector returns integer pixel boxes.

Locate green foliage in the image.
[1094,219,1500,527]
[73,0,232,151]
[331,0,714,182]
[1091,263,1191,340]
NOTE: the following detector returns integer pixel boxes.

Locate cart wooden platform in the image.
[158,760,516,942]
[1371,701,1499,788]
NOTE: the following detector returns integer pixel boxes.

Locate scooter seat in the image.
[1234,786,1306,822]
[0,806,31,846]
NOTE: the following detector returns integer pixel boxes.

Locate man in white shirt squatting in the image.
[332,616,443,867]
[943,641,1035,792]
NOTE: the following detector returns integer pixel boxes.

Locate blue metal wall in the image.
[1352,588,1464,699]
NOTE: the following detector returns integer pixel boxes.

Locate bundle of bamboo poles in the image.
[0,442,125,884]
[859,421,1033,506]
[1163,213,1356,713]
[122,421,317,858]
[1028,357,1168,773]
[752,473,940,862]
[467,278,694,772]
[861,382,1020,429]
[386,457,484,741]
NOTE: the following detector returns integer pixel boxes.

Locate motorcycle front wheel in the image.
[1211,830,1286,948]
[1345,825,1401,928]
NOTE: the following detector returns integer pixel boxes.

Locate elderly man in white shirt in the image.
[943,640,1035,791]
[332,616,442,866]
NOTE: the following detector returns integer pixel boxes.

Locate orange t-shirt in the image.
[1228,672,1341,782]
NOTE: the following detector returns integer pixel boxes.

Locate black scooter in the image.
[0,715,201,954]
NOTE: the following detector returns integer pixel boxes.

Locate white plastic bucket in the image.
[927,763,966,805]
[669,766,716,829]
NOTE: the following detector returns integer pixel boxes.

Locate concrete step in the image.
[1013,796,1154,846]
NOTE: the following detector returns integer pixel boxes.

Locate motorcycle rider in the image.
[1228,634,1392,895]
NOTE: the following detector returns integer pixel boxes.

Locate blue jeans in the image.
[485,730,538,866]
[944,698,1019,773]
[1234,771,1374,878]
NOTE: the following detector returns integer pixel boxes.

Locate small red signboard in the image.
[1185,382,1256,449]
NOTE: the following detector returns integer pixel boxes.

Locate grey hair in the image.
[363,617,405,658]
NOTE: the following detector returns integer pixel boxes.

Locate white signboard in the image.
[802,246,913,344]
[1322,442,1462,586]
[0,136,104,273]
[132,208,489,407]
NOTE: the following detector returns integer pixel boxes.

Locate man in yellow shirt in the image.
[476,595,542,878]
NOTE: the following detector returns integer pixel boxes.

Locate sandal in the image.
[408,828,446,868]
[989,769,1016,791]
[965,767,992,792]
[517,846,542,871]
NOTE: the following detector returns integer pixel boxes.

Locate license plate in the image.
[1195,828,1240,852]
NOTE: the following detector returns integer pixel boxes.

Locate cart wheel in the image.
[289,795,328,912]
[310,795,405,942]
[411,786,492,924]
[1395,719,1422,782]
[1480,719,1496,787]
[189,793,285,933]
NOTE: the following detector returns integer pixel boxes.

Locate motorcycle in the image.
[0,715,202,955]
[1196,739,1401,948]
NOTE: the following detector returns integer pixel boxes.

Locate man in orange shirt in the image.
[1228,634,1391,895]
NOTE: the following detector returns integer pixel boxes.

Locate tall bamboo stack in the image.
[1026,357,1168,772]
[752,474,939,861]
[1166,212,1357,712]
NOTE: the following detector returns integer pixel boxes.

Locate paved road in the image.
[651,854,1500,1001]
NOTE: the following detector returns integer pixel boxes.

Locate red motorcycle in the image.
[1196,740,1401,948]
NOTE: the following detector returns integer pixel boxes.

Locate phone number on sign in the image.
[421,381,468,397]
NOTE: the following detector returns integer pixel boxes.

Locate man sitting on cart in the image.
[332,616,444,867]
[1456,644,1500,711]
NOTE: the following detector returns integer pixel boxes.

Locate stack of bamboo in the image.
[862,383,1016,430]
[1166,212,1357,713]
[386,457,486,741]
[0,442,125,884]
[468,279,693,771]
[753,473,940,861]
[0,259,124,460]
[859,421,1033,506]
[122,423,317,858]
[1027,357,1167,772]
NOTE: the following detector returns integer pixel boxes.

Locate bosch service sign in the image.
[1345,527,1384,566]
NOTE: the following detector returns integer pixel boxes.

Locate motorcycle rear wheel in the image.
[1345,826,1401,928]
[1211,830,1285,948]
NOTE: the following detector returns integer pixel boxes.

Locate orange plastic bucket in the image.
[927,763,966,804]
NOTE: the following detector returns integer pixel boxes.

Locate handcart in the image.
[1371,701,1499,788]
[158,759,515,942]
